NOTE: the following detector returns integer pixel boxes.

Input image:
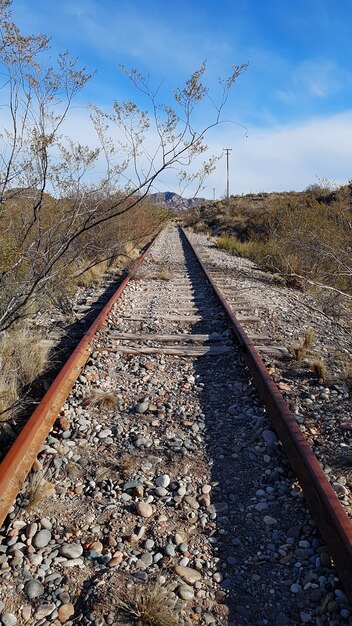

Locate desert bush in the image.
[198,186,352,299]
[182,207,200,227]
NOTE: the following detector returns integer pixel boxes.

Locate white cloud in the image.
[61,107,352,198]
[205,111,352,196]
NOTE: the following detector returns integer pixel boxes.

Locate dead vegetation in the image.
[65,461,83,479]
[325,448,352,480]
[119,454,139,479]
[95,466,114,483]
[89,391,118,412]
[334,351,352,390]
[155,269,174,281]
[307,357,327,381]
[115,584,180,626]
[0,327,50,421]
[290,327,328,382]
[21,468,55,510]
[126,259,147,281]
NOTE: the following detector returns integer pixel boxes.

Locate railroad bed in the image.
[0,226,351,626]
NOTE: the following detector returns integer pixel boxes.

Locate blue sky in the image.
[9,0,352,197]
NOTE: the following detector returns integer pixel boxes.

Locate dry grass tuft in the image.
[0,328,50,420]
[216,234,257,258]
[119,454,138,479]
[291,327,317,364]
[65,461,82,479]
[325,447,352,479]
[149,255,164,266]
[0,368,18,422]
[291,341,306,362]
[95,466,112,483]
[155,269,173,281]
[16,335,50,387]
[308,357,327,381]
[90,391,118,412]
[22,469,55,510]
[126,260,145,281]
[303,327,315,350]
[117,584,180,626]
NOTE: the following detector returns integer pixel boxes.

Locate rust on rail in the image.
[0,233,160,528]
[181,227,352,603]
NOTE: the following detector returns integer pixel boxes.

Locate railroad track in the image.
[0,225,351,625]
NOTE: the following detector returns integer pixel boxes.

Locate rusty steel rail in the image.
[181,227,352,603]
[0,233,160,528]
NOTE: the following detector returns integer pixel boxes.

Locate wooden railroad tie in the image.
[254,345,288,355]
[121,314,227,322]
[127,305,254,315]
[121,313,258,323]
[104,332,224,343]
[96,345,231,357]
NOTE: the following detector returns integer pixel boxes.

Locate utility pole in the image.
[223,148,232,205]
[212,188,216,201]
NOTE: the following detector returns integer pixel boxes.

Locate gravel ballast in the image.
[0,226,350,625]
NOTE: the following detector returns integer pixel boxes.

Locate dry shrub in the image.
[191,220,210,235]
[50,294,75,317]
[117,584,180,626]
[22,469,55,510]
[0,327,50,420]
[0,188,168,338]
[195,187,352,299]
[126,260,145,281]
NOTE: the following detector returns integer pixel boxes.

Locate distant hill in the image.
[146,191,206,210]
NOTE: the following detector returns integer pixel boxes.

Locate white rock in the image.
[155,474,170,488]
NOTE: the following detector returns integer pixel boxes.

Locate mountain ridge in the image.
[146,191,206,210]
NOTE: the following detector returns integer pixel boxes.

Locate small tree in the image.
[0,4,248,331]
